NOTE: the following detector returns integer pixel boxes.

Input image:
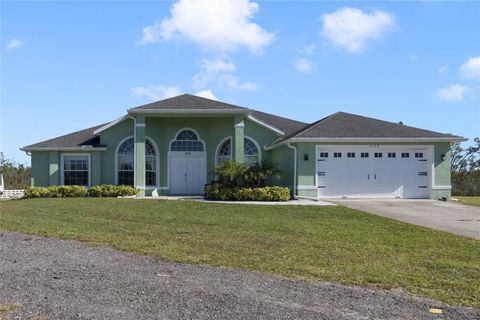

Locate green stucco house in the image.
[21,94,465,199]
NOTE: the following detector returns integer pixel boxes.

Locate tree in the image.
[0,153,31,190]
[450,138,480,196]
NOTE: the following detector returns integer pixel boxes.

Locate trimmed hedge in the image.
[87,185,138,197]
[25,185,137,198]
[205,184,290,201]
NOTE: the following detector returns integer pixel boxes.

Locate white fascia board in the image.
[20,147,107,152]
[265,136,467,150]
[93,115,129,135]
[247,115,284,135]
[128,109,251,115]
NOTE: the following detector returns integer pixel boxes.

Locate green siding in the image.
[49,151,59,185]
[31,152,50,187]
[271,145,294,187]
[91,151,102,186]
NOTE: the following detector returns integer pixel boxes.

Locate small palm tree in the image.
[244,160,281,187]
[212,160,248,187]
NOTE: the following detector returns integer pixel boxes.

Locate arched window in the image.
[216,138,232,164]
[117,137,157,186]
[170,129,204,151]
[215,137,260,165]
[243,137,260,165]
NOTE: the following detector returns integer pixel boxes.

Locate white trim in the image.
[136,123,146,127]
[247,115,284,135]
[93,115,129,135]
[60,153,91,187]
[215,136,233,166]
[234,123,245,129]
[129,109,251,115]
[244,135,262,164]
[169,127,206,152]
[21,147,107,152]
[432,185,452,190]
[297,185,316,190]
[114,135,160,188]
[266,137,466,150]
[287,143,297,197]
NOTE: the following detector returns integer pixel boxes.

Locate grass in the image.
[1,198,479,308]
[455,196,480,207]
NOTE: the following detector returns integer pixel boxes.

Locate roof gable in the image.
[129,94,249,112]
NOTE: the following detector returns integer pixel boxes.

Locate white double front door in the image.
[315,145,432,199]
[169,151,207,195]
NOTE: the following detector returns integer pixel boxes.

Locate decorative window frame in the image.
[169,127,206,152]
[244,135,262,165]
[114,135,160,188]
[60,153,91,187]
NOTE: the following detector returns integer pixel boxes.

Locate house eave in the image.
[128,109,252,115]
[265,136,468,150]
[20,146,107,152]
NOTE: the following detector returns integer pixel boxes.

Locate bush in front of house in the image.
[205,184,290,201]
[24,186,49,198]
[25,185,137,198]
[47,185,88,198]
[87,185,138,197]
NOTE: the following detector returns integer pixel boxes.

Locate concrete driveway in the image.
[328,199,480,240]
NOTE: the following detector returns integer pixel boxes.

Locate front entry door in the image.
[169,152,207,195]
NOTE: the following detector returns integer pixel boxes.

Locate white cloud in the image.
[138,0,274,54]
[437,66,448,75]
[436,84,468,102]
[194,89,218,100]
[321,7,395,53]
[295,58,314,72]
[459,56,480,80]
[296,43,316,55]
[130,85,182,101]
[5,38,24,49]
[193,57,257,90]
[218,74,257,90]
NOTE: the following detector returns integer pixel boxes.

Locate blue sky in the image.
[2,1,479,164]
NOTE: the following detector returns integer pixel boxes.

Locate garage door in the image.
[316,146,431,199]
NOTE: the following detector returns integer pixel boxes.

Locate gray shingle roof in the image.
[21,124,106,150]
[130,94,248,111]
[276,112,463,142]
[249,110,307,136]
[21,96,465,151]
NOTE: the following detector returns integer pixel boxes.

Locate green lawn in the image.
[455,196,480,207]
[1,198,479,308]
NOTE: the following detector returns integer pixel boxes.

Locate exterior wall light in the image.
[441,154,446,161]
[304,153,309,161]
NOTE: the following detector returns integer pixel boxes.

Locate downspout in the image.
[287,143,297,199]
[128,114,137,188]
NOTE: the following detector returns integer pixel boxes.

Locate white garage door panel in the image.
[316,146,431,199]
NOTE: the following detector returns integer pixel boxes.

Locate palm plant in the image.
[212,160,248,187]
[244,160,282,187]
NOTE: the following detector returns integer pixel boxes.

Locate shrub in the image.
[24,187,49,198]
[46,185,88,198]
[205,184,290,201]
[87,184,137,197]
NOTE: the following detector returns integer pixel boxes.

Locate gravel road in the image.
[0,231,478,320]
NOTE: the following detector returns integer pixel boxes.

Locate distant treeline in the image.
[1,153,31,190]
[451,138,480,196]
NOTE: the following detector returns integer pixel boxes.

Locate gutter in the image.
[287,143,297,199]
[266,136,468,150]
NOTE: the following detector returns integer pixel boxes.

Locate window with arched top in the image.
[170,129,204,152]
[116,137,158,186]
[215,137,260,165]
